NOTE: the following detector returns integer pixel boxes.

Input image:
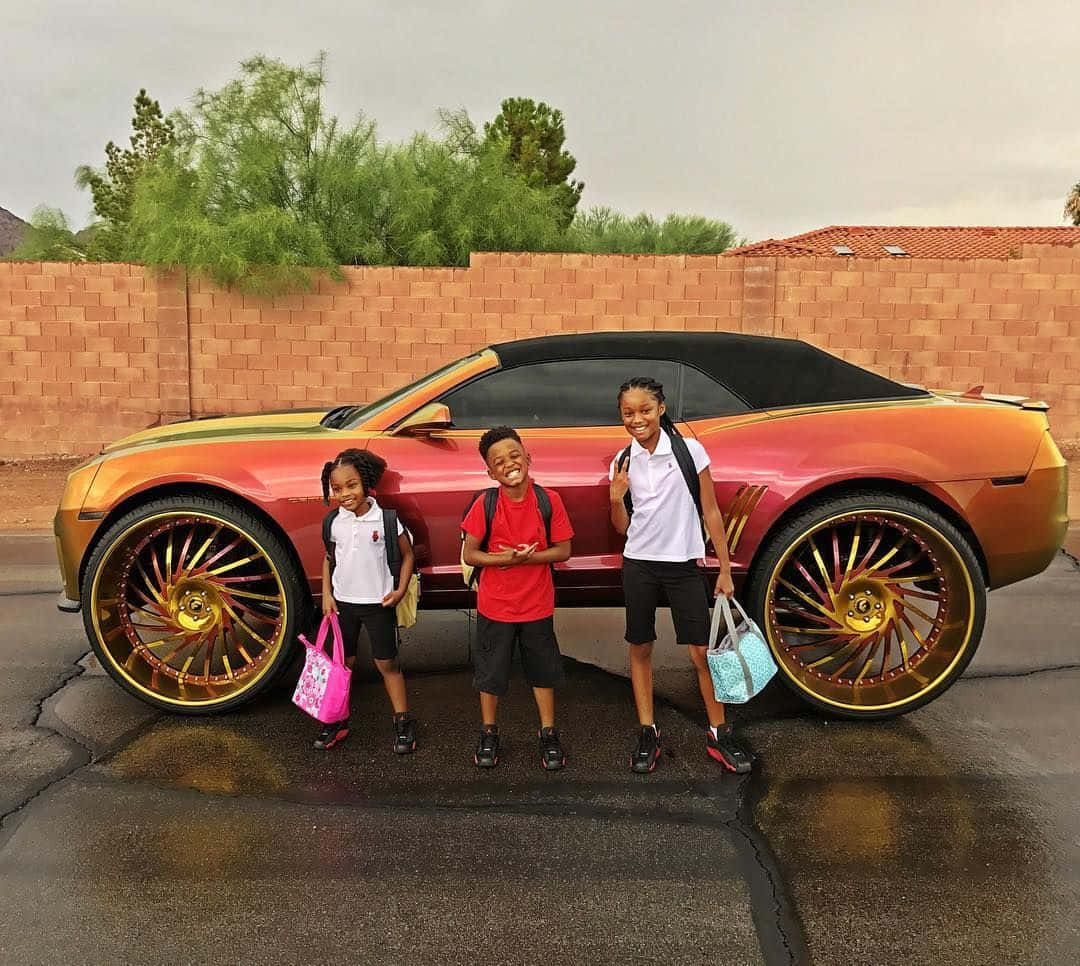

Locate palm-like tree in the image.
[1066,182,1080,225]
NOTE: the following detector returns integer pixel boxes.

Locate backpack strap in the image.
[667,430,709,545]
[321,508,338,576]
[616,445,634,517]
[532,483,553,545]
[382,508,402,587]
[667,432,704,519]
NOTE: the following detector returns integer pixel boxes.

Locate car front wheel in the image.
[82,494,306,713]
[746,492,986,719]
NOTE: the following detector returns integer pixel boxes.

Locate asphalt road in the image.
[1,533,1077,966]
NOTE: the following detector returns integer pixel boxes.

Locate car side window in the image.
[678,364,749,420]
[438,359,679,428]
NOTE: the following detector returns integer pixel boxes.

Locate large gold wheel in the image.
[748,493,986,718]
[83,496,304,713]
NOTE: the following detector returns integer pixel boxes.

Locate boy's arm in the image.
[699,467,734,599]
[530,539,571,564]
[462,531,514,568]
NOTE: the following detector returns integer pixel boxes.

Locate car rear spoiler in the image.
[918,384,1050,412]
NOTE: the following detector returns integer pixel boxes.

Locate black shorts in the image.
[622,557,710,646]
[335,600,399,662]
[473,615,566,696]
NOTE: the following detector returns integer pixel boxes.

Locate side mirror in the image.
[395,402,453,436]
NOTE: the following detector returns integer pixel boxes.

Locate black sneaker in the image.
[313,720,349,751]
[538,726,565,771]
[707,724,753,774]
[393,713,417,755]
[474,727,500,768]
[630,725,661,773]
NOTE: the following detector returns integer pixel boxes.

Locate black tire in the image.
[81,493,308,714]
[745,491,986,720]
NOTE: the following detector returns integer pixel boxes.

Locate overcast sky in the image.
[5,0,1078,243]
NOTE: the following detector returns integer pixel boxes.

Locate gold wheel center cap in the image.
[839,578,889,633]
[170,581,223,632]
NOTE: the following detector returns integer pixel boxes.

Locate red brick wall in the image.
[2,247,1078,459]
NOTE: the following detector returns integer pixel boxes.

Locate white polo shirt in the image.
[608,432,710,562]
[330,499,405,604]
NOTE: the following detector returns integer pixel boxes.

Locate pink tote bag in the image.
[292,613,352,723]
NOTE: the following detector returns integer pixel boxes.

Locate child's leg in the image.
[519,618,565,729]
[473,616,514,725]
[627,643,655,725]
[480,691,499,726]
[688,645,726,728]
[531,688,555,729]
[374,658,408,714]
[366,607,408,715]
[666,562,725,729]
[623,559,661,726]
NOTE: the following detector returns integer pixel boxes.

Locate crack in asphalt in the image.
[729,773,812,966]
[959,663,1080,681]
[0,651,92,848]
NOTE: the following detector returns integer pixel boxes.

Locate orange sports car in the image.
[54,332,1069,717]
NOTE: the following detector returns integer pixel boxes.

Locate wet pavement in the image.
[1,534,1077,965]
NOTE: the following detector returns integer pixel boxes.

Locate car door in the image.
[370,357,685,606]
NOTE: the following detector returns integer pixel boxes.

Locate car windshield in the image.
[332,352,485,429]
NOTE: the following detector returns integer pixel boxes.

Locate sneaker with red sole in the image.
[707,724,753,773]
[538,726,565,771]
[630,725,661,773]
[393,713,417,755]
[313,720,349,751]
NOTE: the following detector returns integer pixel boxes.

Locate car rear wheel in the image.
[82,494,307,714]
[746,492,986,719]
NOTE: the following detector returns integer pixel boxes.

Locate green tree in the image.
[130,55,565,291]
[561,206,738,255]
[7,207,93,261]
[1066,182,1080,226]
[75,89,175,259]
[483,97,583,228]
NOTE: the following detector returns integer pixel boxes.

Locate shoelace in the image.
[540,730,560,755]
[479,732,498,755]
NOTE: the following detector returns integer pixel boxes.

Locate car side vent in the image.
[990,475,1027,486]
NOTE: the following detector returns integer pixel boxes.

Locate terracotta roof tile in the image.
[726,225,1080,259]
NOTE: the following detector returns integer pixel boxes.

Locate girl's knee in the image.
[688,644,708,669]
[628,642,654,661]
[374,657,400,676]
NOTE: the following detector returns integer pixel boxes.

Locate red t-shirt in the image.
[461,484,574,623]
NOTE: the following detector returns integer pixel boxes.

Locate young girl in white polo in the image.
[609,376,752,774]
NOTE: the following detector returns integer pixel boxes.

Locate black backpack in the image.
[461,483,553,588]
[616,429,707,539]
[322,507,406,586]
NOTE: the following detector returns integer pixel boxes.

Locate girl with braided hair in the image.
[609,376,753,775]
[314,448,418,754]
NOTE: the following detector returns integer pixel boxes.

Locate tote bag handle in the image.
[709,596,754,652]
[303,613,346,667]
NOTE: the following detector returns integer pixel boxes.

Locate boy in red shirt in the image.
[461,426,574,770]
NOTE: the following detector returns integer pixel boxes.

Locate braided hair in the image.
[616,376,682,437]
[321,448,388,505]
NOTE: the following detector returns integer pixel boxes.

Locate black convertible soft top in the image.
[490,332,927,410]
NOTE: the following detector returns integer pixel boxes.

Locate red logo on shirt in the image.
[372,530,380,543]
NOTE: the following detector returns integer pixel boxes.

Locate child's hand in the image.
[381,588,404,608]
[610,465,630,501]
[322,593,338,616]
[498,543,538,565]
[715,569,735,600]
